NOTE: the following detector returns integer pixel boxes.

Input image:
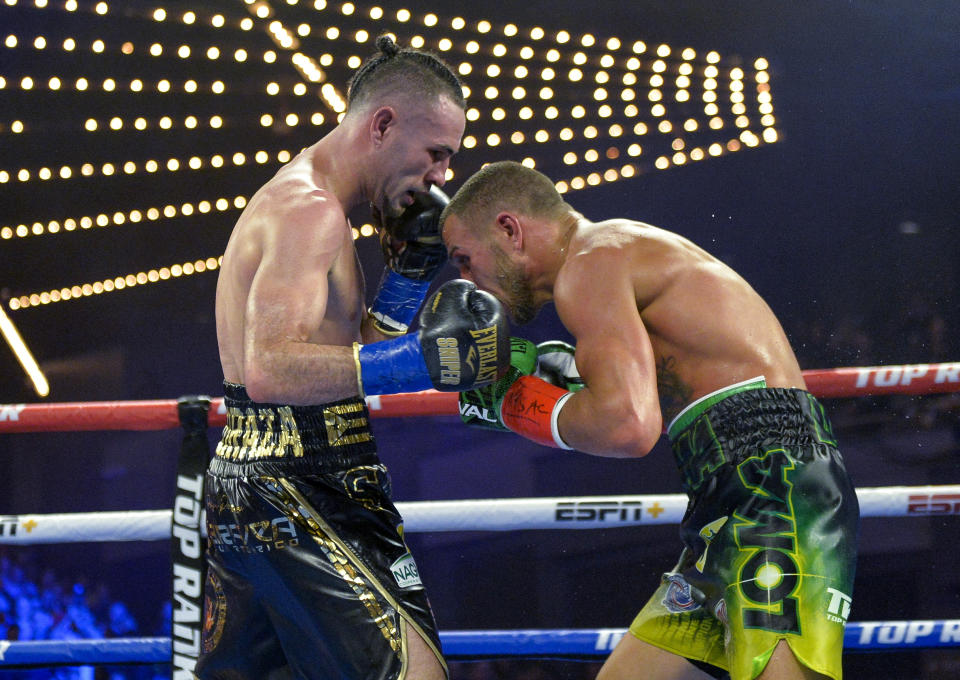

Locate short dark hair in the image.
[442,161,571,233]
[347,35,465,112]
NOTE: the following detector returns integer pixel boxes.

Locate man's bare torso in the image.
[563,220,805,422]
[215,149,365,386]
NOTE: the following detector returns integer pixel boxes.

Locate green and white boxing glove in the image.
[458,337,538,430]
[459,337,576,449]
[534,340,585,392]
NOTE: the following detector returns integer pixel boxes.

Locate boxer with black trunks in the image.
[441,161,859,680]
[199,37,509,680]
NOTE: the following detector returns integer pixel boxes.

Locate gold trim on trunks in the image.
[214,400,372,461]
[271,478,401,656]
[271,477,448,677]
[215,405,305,461]
[324,401,373,447]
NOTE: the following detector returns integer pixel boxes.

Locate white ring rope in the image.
[1,485,956,545]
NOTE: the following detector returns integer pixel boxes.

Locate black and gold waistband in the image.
[214,382,377,465]
[670,387,838,495]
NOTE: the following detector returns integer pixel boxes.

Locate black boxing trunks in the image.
[629,378,859,680]
[196,382,446,680]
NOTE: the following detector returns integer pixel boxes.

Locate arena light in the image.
[1,193,250,241]
[314,13,780,181]
[1,0,783,299]
[10,256,224,311]
[7,146,295,188]
[0,306,49,397]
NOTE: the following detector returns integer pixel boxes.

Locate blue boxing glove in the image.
[369,185,449,335]
[356,279,510,396]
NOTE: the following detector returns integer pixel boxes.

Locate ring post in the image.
[172,396,211,677]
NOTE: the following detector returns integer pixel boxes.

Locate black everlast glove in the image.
[378,185,449,281]
[418,279,511,389]
[357,279,511,395]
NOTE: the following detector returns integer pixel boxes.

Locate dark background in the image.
[2,1,959,677]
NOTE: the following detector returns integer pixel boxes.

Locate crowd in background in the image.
[0,553,165,680]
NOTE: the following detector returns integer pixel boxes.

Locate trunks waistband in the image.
[666,376,767,440]
[669,386,837,495]
[214,382,377,466]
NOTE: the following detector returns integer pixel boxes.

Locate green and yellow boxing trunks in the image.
[628,377,860,680]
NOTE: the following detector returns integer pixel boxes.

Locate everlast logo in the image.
[470,325,501,384]
[734,450,802,634]
[436,337,461,385]
[172,473,203,679]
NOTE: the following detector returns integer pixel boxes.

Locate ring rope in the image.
[1,622,958,666]
[2,364,957,671]
[0,362,957,433]
[1,485,956,545]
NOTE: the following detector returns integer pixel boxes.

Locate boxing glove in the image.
[369,186,449,335]
[459,337,539,431]
[460,337,576,449]
[356,279,509,396]
[535,340,585,392]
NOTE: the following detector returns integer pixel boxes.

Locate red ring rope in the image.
[0,362,956,433]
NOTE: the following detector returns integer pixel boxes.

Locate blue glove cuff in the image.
[369,270,431,334]
[358,333,433,396]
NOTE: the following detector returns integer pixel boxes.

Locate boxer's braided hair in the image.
[346,35,465,111]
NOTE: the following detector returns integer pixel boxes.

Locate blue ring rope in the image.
[1,622,958,666]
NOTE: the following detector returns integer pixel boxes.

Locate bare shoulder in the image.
[557,220,699,304]
[259,166,345,228]
[568,219,697,260]
[236,171,348,261]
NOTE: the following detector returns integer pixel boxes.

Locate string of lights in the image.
[3,0,778,313]
[4,4,775,150]
[1,189,383,246]
[1,194,249,242]
[8,256,225,312]
[2,146,295,186]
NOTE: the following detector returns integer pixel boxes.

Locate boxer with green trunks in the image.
[442,160,860,679]
[628,378,858,679]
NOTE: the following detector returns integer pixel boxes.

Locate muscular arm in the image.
[240,195,361,405]
[553,249,663,457]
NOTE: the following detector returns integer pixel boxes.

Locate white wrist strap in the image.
[550,391,575,450]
